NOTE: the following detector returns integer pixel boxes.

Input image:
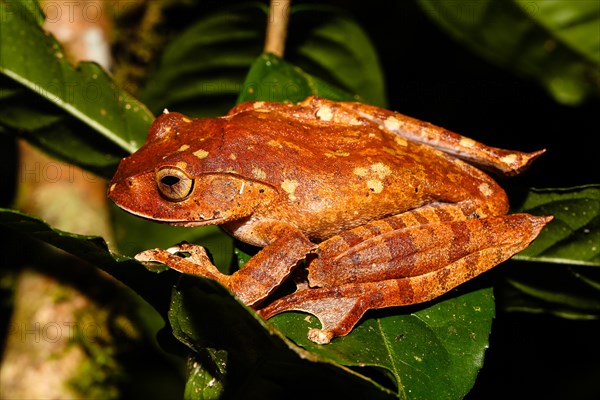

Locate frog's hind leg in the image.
[258,213,551,344]
[311,200,490,277]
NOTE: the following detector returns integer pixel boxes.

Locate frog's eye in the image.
[156,167,194,201]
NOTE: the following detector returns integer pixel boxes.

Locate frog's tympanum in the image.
[109,97,551,344]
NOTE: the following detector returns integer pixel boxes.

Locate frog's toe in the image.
[258,287,371,344]
[307,328,334,345]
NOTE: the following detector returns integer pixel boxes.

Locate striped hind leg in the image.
[258,213,551,344]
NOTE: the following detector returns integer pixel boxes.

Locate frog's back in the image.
[215,109,501,240]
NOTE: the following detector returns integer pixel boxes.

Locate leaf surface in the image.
[417,0,600,105]
[0,0,153,175]
[140,4,385,118]
[514,185,600,265]
[500,186,600,319]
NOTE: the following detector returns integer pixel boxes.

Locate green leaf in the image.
[270,288,494,400]
[417,0,600,105]
[498,262,600,319]
[139,3,267,117]
[513,185,600,265]
[169,276,395,399]
[514,0,600,65]
[0,0,153,174]
[184,351,226,400]
[140,4,386,117]
[287,5,387,106]
[238,53,358,103]
[0,208,176,316]
[499,185,600,319]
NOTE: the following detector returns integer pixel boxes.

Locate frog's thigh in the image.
[312,201,488,283]
[259,213,549,343]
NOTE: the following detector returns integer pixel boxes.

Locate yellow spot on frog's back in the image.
[193,149,209,159]
[501,154,518,165]
[324,149,350,158]
[371,162,391,178]
[353,167,368,177]
[177,144,190,152]
[252,167,267,180]
[394,136,408,147]
[109,183,116,192]
[367,179,384,194]
[267,139,282,148]
[479,182,494,197]
[253,101,265,109]
[229,153,237,160]
[316,106,334,121]
[384,116,401,131]
[181,117,192,123]
[281,179,300,201]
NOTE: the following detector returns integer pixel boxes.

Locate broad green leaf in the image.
[513,185,600,265]
[169,276,395,399]
[288,5,387,106]
[140,4,385,117]
[498,261,600,319]
[0,208,175,316]
[184,351,226,400]
[139,3,266,117]
[499,186,600,319]
[0,208,391,398]
[271,288,494,400]
[238,53,357,103]
[514,0,600,65]
[0,0,153,174]
[417,0,600,105]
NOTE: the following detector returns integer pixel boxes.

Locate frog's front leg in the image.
[258,212,551,344]
[136,222,315,306]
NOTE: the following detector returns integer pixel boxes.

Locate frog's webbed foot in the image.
[136,242,226,282]
[258,285,376,344]
[135,226,315,307]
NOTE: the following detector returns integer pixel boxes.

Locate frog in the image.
[108,96,551,344]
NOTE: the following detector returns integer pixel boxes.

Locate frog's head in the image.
[108,111,277,226]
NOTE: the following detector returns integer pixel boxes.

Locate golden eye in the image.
[156,167,194,201]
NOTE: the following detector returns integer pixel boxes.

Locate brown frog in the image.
[108,97,551,344]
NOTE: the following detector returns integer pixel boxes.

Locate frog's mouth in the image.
[151,216,227,227]
[117,204,229,227]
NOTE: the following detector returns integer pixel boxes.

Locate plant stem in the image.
[264,0,291,57]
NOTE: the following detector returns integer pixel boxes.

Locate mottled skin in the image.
[109,97,551,344]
